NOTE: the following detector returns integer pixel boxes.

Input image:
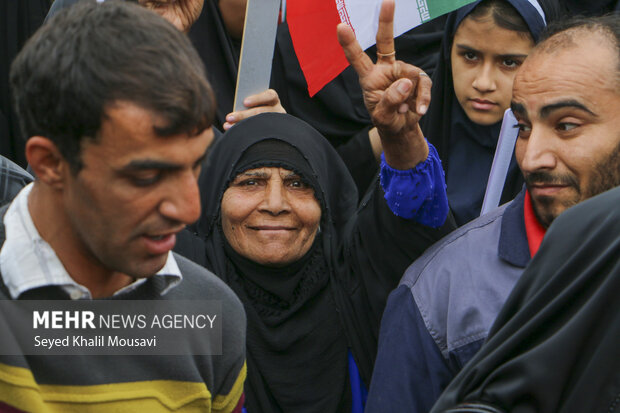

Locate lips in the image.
[469,98,497,111]
[141,231,180,255]
[249,225,296,231]
[529,184,570,197]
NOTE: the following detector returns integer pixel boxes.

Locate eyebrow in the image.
[237,171,270,178]
[454,44,529,60]
[282,171,300,179]
[539,100,597,119]
[511,99,598,120]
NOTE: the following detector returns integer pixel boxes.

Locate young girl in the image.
[421,0,559,225]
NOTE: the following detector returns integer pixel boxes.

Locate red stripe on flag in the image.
[287,0,350,97]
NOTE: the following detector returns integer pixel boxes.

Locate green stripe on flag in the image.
[420,0,478,22]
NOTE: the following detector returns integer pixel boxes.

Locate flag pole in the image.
[481,109,520,216]
[233,0,281,113]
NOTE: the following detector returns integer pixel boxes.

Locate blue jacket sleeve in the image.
[365,285,455,413]
[380,141,448,228]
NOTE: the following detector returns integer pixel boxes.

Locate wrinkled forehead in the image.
[513,36,618,111]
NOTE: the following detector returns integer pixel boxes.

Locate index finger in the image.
[375,0,396,57]
[243,89,279,107]
[337,23,375,77]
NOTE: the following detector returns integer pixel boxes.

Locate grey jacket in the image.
[366,189,531,413]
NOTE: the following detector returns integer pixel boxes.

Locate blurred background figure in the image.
[0,0,50,168]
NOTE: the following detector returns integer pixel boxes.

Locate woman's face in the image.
[451,14,534,125]
[221,167,321,266]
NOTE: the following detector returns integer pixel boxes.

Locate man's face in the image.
[513,33,620,227]
[62,102,213,278]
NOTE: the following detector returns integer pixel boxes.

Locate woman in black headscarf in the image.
[190,7,457,408]
[431,186,620,413]
[193,110,453,412]
[420,0,559,225]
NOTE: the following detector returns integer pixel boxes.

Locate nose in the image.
[159,170,201,225]
[259,180,290,215]
[472,62,496,93]
[517,127,558,174]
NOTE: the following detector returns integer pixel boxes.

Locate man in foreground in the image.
[0,2,246,411]
[366,14,620,412]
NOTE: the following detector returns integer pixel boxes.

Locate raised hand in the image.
[337,0,430,168]
[138,0,204,33]
[223,89,286,130]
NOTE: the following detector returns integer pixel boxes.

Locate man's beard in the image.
[525,142,620,228]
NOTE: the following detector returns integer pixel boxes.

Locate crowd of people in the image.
[0,0,618,412]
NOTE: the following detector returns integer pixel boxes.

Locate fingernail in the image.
[398,103,409,114]
[226,114,235,122]
[418,105,427,115]
[243,98,252,106]
[397,80,411,94]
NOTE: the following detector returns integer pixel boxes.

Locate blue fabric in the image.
[365,285,462,413]
[348,350,367,413]
[366,193,532,412]
[380,142,448,228]
[498,188,530,267]
[450,0,546,46]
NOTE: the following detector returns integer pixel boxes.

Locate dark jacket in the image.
[366,189,530,413]
[432,186,620,413]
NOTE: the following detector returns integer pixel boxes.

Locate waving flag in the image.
[287,0,476,96]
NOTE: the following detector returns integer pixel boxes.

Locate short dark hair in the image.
[467,0,562,42]
[468,0,533,41]
[10,0,215,173]
[536,14,620,86]
[538,13,620,55]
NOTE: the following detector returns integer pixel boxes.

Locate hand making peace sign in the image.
[337,0,431,168]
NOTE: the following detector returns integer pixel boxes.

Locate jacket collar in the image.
[498,187,530,267]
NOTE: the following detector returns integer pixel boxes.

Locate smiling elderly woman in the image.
[190,111,453,412]
[184,2,457,411]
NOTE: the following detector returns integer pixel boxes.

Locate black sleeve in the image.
[173,229,208,267]
[335,126,379,200]
[341,180,456,344]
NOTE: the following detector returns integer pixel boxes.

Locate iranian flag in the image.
[287,0,476,96]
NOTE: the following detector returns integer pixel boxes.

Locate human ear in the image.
[25,137,69,189]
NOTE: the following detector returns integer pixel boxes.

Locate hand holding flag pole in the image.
[337,0,431,170]
[224,89,286,130]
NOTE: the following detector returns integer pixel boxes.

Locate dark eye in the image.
[287,179,307,188]
[503,58,520,68]
[239,179,258,186]
[131,173,160,187]
[557,122,578,132]
[513,122,532,138]
[463,51,477,61]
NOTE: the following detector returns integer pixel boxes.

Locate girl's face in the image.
[451,14,534,125]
